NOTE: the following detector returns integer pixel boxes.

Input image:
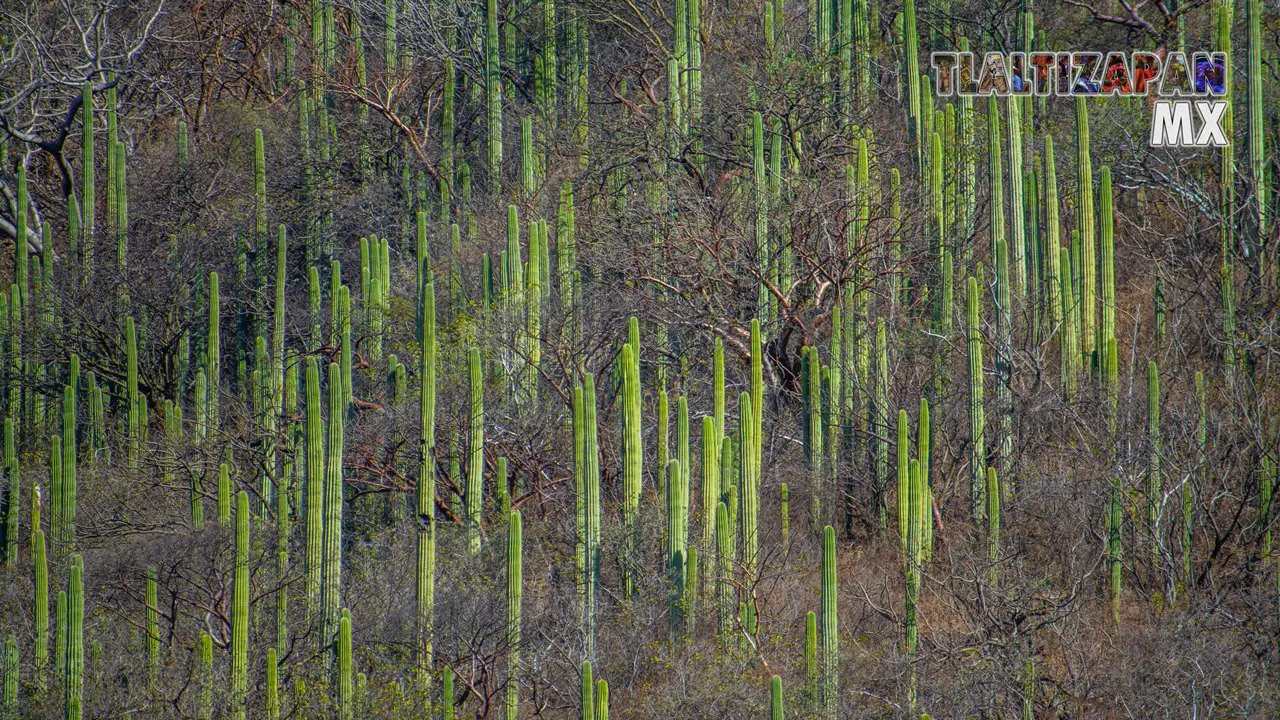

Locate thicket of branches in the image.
[0,0,1279,717]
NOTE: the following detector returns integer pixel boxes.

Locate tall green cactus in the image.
[145,566,160,697]
[579,375,600,660]
[820,525,837,720]
[305,357,324,615]
[1075,98,1096,366]
[505,511,522,720]
[2,419,15,567]
[715,501,732,638]
[1099,167,1115,368]
[620,342,641,600]
[61,389,77,556]
[64,554,84,720]
[322,362,345,651]
[1006,97,1025,296]
[418,275,436,684]
[485,0,503,192]
[467,349,484,554]
[232,491,249,720]
[739,392,760,601]
[987,468,1000,584]
[338,609,353,720]
[197,631,212,720]
[207,272,221,434]
[34,527,48,692]
[770,675,784,720]
[967,277,986,522]
[580,661,594,720]
[1147,361,1161,576]
[1246,0,1266,247]
[666,459,688,641]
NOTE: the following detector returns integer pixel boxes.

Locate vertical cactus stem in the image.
[580,661,595,720]
[1147,360,1161,577]
[987,468,1000,584]
[765,675,783,720]
[145,566,160,696]
[820,525,838,720]
[232,491,249,720]
[620,342,642,600]
[266,648,279,720]
[1075,97,1096,365]
[505,511,522,720]
[338,609,353,720]
[417,275,436,685]
[467,349,484,554]
[715,501,732,638]
[322,362,345,652]
[33,528,48,692]
[967,277,986,523]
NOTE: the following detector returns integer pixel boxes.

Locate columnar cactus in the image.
[80,83,94,272]
[1147,361,1161,574]
[987,468,1000,584]
[322,362,345,650]
[820,525,837,720]
[266,648,279,720]
[1075,98,1096,365]
[666,459,687,641]
[485,0,502,191]
[1246,0,1266,244]
[506,511,522,720]
[739,392,759,596]
[580,661,594,720]
[700,416,719,585]
[770,674,784,720]
[1043,136,1063,341]
[2,419,15,567]
[207,272,221,434]
[620,342,641,600]
[64,554,84,720]
[61,389,77,556]
[873,319,889,530]
[1099,167,1116,370]
[338,609,353,720]
[197,632,212,720]
[417,276,436,683]
[1109,477,1122,622]
[467,348,484,554]
[233,491,249,720]
[305,357,324,615]
[145,566,160,696]
[1006,98,1025,296]
[714,501,732,638]
[580,375,600,660]
[595,678,610,720]
[967,277,986,522]
[34,527,48,692]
